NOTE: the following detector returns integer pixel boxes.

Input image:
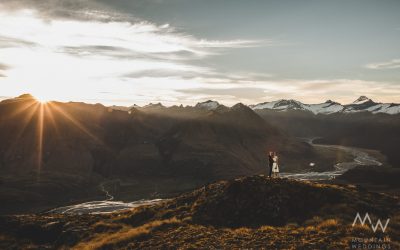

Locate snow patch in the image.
[195,100,221,110]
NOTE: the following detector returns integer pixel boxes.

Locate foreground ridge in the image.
[0,176,399,249]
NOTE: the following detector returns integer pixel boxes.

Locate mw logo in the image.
[352,213,390,233]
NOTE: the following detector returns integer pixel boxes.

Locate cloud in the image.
[0,63,9,70]
[53,29,262,61]
[172,78,400,105]
[123,69,204,79]
[121,68,275,82]
[365,59,400,70]
[58,45,203,61]
[2,2,398,106]
[271,79,400,104]
[0,0,128,22]
[0,9,271,105]
[0,9,263,62]
[0,63,9,77]
[0,35,37,48]
[178,87,268,100]
[195,39,267,49]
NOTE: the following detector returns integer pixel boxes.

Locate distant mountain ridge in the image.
[194,100,223,110]
[110,96,400,115]
[0,94,335,179]
[0,94,398,215]
[250,96,400,115]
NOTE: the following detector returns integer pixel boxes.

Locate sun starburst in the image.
[6,96,104,178]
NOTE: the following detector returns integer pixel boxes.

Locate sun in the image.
[34,94,52,103]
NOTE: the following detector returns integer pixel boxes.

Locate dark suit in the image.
[268,155,274,177]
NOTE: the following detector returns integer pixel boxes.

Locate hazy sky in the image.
[0,0,399,106]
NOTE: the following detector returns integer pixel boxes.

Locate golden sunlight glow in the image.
[1,7,399,106]
[9,102,40,150]
[49,102,104,145]
[35,95,51,103]
[5,97,104,175]
[36,102,45,174]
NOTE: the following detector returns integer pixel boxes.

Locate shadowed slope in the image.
[0,95,351,214]
[0,176,398,249]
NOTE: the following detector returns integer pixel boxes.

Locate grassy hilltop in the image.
[0,176,399,249]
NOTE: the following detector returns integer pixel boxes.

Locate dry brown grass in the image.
[1,176,399,249]
[259,225,274,231]
[316,219,339,230]
[304,225,317,232]
[73,217,181,250]
[233,227,252,234]
[349,224,372,235]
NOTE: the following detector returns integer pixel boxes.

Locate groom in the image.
[268,151,274,177]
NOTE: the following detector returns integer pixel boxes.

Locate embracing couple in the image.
[268,151,279,178]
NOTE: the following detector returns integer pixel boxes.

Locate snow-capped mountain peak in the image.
[306,101,344,114]
[352,96,371,104]
[143,102,165,109]
[110,97,399,115]
[251,99,306,111]
[250,97,399,115]
[273,99,304,109]
[195,100,221,110]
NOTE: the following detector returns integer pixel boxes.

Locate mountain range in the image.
[0,94,332,213]
[109,96,400,115]
[109,96,400,167]
[250,96,400,115]
[0,94,398,214]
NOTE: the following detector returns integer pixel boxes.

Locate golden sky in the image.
[1,1,399,106]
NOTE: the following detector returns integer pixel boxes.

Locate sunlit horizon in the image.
[2,95,106,178]
[1,1,399,106]
[1,92,397,108]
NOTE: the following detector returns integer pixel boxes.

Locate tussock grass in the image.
[1,176,399,249]
[316,219,339,230]
[304,225,316,232]
[259,225,274,231]
[73,217,181,250]
[350,224,372,234]
[233,227,252,234]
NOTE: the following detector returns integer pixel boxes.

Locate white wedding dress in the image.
[272,156,279,173]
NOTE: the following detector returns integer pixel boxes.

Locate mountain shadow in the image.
[0,95,327,213]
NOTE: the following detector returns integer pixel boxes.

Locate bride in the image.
[272,152,279,178]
